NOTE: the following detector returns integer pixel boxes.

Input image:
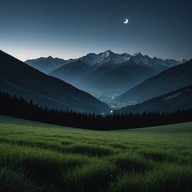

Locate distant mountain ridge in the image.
[116,59,192,106]
[26,50,181,73]
[81,50,131,66]
[0,50,110,114]
[26,50,182,97]
[115,84,192,114]
[25,56,67,73]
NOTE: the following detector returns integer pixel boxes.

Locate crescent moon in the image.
[124,18,128,24]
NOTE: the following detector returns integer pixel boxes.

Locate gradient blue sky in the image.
[0,0,192,61]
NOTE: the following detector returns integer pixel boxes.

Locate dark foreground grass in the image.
[0,115,192,192]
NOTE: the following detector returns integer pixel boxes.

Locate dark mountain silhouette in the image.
[77,60,155,95]
[0,50,110,114]
[50,60,93,86]
[115,84,192,114]
[76,64,114,92]
[116,59,192,106]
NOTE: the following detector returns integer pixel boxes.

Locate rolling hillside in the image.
[0,115,191,192]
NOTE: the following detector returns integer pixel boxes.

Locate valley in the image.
[26,50,181,99]
[0,48,191,192]
[25,50,192,112]
[1,1,192,191]
[1,49,192,114]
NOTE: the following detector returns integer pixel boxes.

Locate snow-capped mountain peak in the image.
[25,56,66,73]
[25,50,182,74]
[133,52,142,57]
[81,50,131,66]
[130,52,151,65]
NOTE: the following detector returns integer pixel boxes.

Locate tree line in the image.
[0,90,192,130]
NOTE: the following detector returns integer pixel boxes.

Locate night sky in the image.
[0,0,192,61]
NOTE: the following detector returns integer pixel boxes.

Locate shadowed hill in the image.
[115,85,192,114]
[0,50,110,114]
[116,59,192,105]
[50,60,93,85]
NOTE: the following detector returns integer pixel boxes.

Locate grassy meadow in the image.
[0,115,192,192]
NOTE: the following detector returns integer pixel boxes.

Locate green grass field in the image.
[0,115,192,192]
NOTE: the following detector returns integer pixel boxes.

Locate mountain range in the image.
[0,50,110,114]
[1,49,191,115]
[26,50,181,97]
